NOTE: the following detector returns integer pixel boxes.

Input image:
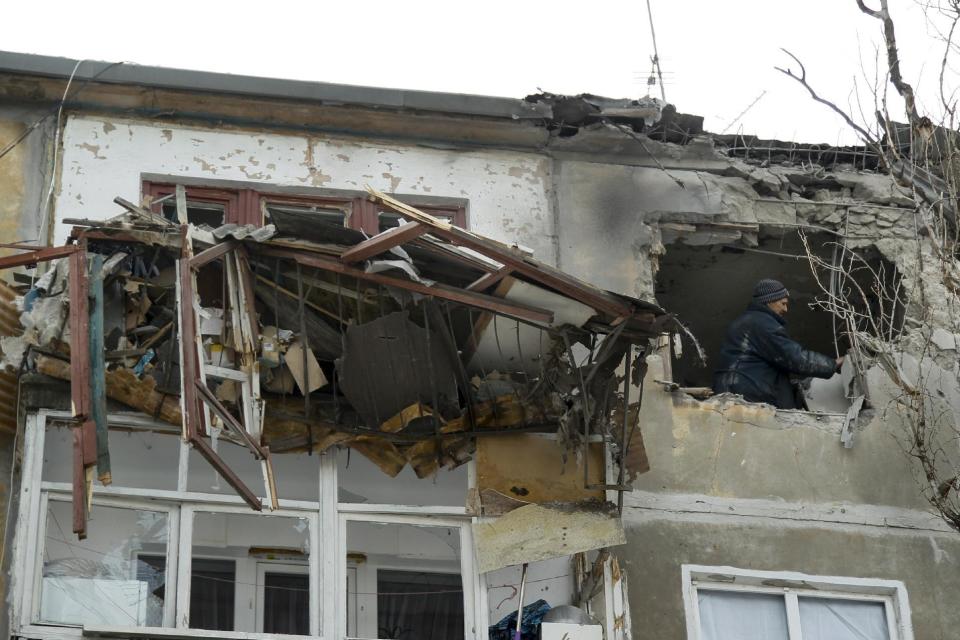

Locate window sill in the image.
[84,626,318,640]
[15,624,320,640]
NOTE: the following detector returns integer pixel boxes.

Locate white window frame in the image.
[179,504,320,637]
[32,492,180,630]
[13,410,485,640]
[681,565,914,640]
[336,512,479,640]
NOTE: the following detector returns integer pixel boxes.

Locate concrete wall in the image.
[621,517,960,640]
[555,147,956,637]
[0,105,51,252]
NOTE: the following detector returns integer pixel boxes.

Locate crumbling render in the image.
[2,187,677,538]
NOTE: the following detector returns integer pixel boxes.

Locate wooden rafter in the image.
[340,222,427,263]
[367,187,634,318]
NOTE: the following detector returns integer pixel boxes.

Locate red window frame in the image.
[142,181,466,233]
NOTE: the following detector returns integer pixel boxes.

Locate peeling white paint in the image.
[56,116,555,260]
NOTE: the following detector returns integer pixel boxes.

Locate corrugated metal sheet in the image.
[0,281,21,433]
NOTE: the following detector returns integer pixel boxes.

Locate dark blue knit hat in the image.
[753,279,789,304]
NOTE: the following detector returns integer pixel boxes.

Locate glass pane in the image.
[264,571,309,635]
[378,209,454,232]
[799,597,890,640]
[191,511,311,634]
[378,211,402,232]
[266,204,347,227]
[188,440,320,503]
[337,448,467,507]
[43,425,181,491]
[697,590,789,640]
[346,520,463,640]
[138,555,236,631]
[161,201,225,227]
[40,500,169,627]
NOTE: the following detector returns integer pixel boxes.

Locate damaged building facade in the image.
[0,50,957,640]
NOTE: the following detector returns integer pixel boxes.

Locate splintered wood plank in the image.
[339,222,427,263]
[89,253,111,484]
[189,434,262,511]
[72,426,87,537]
[0,244,78,270]
[189,239,238,269]
[466,265,512,292]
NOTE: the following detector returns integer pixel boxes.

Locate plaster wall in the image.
[0,106,51,264]
[635,356,928,511]
[620,516,960,640]
[55,116,556,263]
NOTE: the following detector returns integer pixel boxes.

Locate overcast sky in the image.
[3,1,952,144]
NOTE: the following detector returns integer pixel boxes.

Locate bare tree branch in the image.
[857,0,921,123]
[775,49,880,146]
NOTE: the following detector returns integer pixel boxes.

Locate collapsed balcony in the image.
[2,187,674,539]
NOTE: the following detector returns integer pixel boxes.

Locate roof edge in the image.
[0,50,551,121]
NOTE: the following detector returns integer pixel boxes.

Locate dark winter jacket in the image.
[713,302,837,409]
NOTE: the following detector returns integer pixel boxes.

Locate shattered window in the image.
[190,511,311,634]
[160,200,225,227]
[188,441,320,503]
[377,211,404,232]
[43,425,181,491]
[377,207,463,232]
[346,520,463,640]
[265,203,350,228]
[187,441,273,499]
[39,499,169,628]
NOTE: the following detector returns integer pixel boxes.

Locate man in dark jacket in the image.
[713,279,842,409]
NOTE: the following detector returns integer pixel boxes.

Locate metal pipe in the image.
[514,563,529,640]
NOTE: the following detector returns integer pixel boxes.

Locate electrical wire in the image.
[35,59,85,252]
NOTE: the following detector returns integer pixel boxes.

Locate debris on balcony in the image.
[0,187,677,537]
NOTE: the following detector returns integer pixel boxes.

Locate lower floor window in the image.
[685,566,912,640]
[698,590,889,640]
[377,570,464,640]
[40,499,170,628]
[345,519,467,640]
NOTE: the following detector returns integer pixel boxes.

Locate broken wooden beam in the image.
[340,222,427,263]
[195,380,267,459]
[68,247,96,467]
[466,265,512,292]
[254,245,554,324]
[189,433,263,511]
[36,355,183,425]
[0,244,77,270]
[190,239,238,269]
[89,253,111,485]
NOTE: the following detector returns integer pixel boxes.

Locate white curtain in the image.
[698,591,790,640]
[798,597,889,640]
